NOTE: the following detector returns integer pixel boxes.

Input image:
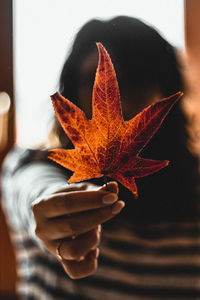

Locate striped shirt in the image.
[2,146,200,300]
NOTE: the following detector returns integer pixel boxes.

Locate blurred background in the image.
[0,0,200,299]
[14,0,184,147]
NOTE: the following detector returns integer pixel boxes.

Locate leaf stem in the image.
[103,175,108,190]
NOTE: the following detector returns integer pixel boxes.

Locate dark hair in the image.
[53,16,199,223]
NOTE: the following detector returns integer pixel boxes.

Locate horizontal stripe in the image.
[132,229,200,240]
[96,263,200,289]
[15,234,200,255]
[78,275,200,298]
[103,227,200,245]
[103,225,200,241]
[17,251,200,280]
[99,255,200,276]
[18,282,54,300]
[17,241,200,268]
[18,255,200,299]
[32,255,66,277]
[20,274,92,300]
[132,219,200,232]
[19,263,87,296]
[18,292,38,300]
[17,255,66,280]
[105,240,200,255]
[14,226,200,253]
[19,262,200,300]
[101,245,200,265]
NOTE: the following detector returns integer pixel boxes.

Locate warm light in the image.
[0,92,11,115]
[0,91,11,151]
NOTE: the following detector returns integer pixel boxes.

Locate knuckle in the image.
[32,203,39,215]
[34,225,43,239]
[53,219,75,239]
[32,199,44,215]
[91,230,99,247]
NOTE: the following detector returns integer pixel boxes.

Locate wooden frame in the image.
[0,0,17,298]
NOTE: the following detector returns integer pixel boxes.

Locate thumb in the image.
[98,181,119,194]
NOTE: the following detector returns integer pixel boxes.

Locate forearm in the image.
[1,147,68,238]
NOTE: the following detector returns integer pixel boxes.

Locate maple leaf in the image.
[48,43,183,198]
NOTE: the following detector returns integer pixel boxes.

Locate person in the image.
[1,16,200,300]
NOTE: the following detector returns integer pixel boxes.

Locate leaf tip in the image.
[96,42,107,60]
[50,92,59,102]
[173,91,184,101]
[179,91,184,97]
[165,160,170,167]
[96,42,103,49]
[68,176,77,184]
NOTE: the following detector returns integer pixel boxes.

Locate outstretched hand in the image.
[32,181,124,279]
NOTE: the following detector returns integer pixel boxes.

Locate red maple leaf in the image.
[48,43,183,198]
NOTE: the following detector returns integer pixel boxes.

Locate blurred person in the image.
[1,16,200,300]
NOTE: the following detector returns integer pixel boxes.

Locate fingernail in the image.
[109,181,119,194]
[106,181,119,193]
[102,193,118,204]
[112,201,125,214]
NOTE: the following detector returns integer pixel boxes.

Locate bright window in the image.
[13,0,184,147]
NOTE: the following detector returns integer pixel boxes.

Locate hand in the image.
[32,181,124,279]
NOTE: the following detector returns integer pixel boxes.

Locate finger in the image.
[52,181,117,195]
[42,226,101,260]
[33,186,118,219]
[42,201,125,239]
[61,248,99,279]
[54,227,101,261]
[98,181,119,194]
[52,182,91,194]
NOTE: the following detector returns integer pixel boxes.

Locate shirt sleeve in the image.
[1,146,72,245]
